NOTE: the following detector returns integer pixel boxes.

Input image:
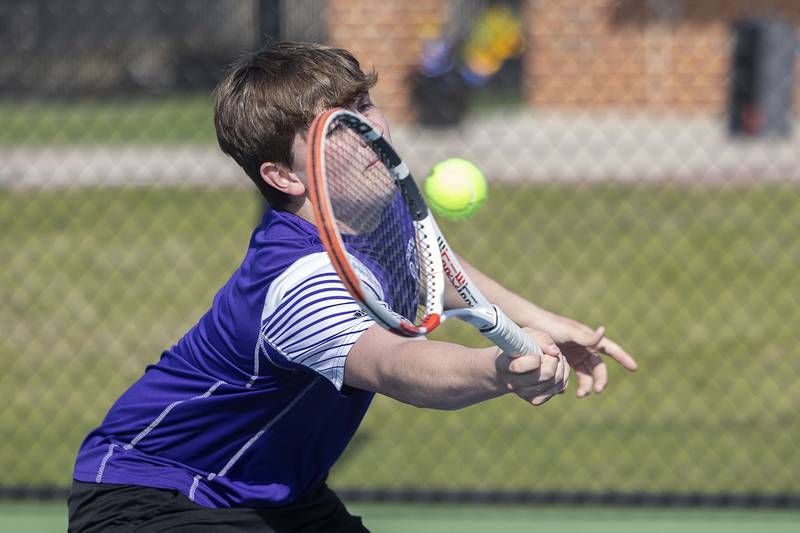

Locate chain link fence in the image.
[1,0,798,506]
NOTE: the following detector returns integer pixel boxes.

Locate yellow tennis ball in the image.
[424,159,488,220]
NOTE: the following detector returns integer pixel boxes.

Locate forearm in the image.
[453,256,609,347]
[346,332,505,410]
[448,254,556,327]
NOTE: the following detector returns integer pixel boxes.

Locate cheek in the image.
[373,111,391,141]
[291,163,309,187]
[292,157,306,180]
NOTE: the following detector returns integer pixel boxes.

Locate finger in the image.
[531,378,568,405]
[597,337,637,371]
[579,325,606,347]
[586,353,603,370]
[592,359,609,393]
[542,342,561,357]
[553,354,567,387]
[531,393,556,406]
[542,357,569,400]
[514,354,569,392]
[554,355,564,384]
[515,379,558,401]
[538,354,560,381]
[508,354,542,374]
[561,357,571,390]
[526,328,560,357]
[575,365,593,398]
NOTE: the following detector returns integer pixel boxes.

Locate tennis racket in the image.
[306,108,542,358]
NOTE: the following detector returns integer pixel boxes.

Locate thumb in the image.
[581,326,605,347]
[508,354,542,374]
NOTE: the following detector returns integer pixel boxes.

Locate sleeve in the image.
[259,252,383,389]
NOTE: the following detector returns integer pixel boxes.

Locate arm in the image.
[447,254,637,397]
[344,324,567,410]
[444,255,557,329]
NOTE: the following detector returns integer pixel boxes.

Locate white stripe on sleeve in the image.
[260,252,382,389]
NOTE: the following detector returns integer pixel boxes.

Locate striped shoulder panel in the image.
[260,252,381,389]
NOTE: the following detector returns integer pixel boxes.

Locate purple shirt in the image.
[72,209,385,508]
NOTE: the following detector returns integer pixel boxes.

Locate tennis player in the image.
[68,42,636,532]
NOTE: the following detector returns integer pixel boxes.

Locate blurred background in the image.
[1,0,799,531]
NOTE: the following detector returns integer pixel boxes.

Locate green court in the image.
[2,501,798,532]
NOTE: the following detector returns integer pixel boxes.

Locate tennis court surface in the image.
[3,502,799,533]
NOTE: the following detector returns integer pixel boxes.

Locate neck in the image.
[284,197,317,226]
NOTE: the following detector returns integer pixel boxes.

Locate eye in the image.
[357,96,374,113]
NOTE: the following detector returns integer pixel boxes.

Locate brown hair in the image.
[214,42,377,208]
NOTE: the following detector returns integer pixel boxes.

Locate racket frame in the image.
[307,108,541,357]
[308,108,443,337]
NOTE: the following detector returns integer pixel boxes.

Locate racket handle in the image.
[446,305,543,357]
[481,305,543,358]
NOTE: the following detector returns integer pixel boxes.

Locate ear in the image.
[259,162,306,197]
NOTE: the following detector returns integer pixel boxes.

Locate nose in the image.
[368,115,390,143]
[362,112,383,137]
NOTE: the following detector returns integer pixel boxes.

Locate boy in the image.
[68,42,636,532]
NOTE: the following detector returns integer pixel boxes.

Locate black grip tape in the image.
[371,136,402,168]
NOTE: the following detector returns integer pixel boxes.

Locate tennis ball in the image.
[424,158,488,220]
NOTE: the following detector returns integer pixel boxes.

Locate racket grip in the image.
[481,305,543,358]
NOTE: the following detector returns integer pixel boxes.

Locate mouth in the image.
[365,158,381,171]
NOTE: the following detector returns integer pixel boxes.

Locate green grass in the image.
[0,95,215,144]
[1,184,798,496]
[2,501,799,533]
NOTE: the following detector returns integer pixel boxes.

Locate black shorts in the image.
[68,480,369,533]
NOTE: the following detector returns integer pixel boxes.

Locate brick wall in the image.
[327,0,800,119]
[328,0,446,123]
[525,0,800,112]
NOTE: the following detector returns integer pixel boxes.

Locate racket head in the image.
[307,108,444,337]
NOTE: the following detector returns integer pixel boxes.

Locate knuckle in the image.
[538,332,554,344]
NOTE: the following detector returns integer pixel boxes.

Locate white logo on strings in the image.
[406,237,420,282]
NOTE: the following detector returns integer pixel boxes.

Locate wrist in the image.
[520,308,559,332]
[488,349,512,396]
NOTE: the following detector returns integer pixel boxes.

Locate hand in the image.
[495,328,570,406]
[540,316,637,398]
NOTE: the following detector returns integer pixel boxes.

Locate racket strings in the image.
[413,224,440,319]
[322,119,428,323]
